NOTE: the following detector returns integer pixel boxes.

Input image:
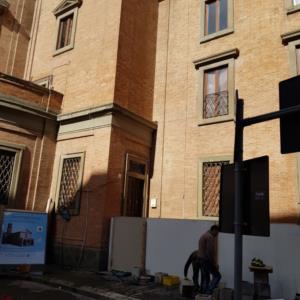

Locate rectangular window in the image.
[56,13,74,50]
[53,1,81,56]
[56,153,85,215]
[205,0,228,35]
[194,49,238,125]
[294,0,300,5]
[203,65,228,118]
[202,160,229,217]
[0,150,16,204]
[0,143,23,207]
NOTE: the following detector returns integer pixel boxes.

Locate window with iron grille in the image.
[56,153,85,215]
[194,49,238,125]
[0,143,23,206]
[198,158,231,219]
[0,150,16,205]
[204,65,228,118]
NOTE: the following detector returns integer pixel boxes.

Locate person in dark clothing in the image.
[184,225,221,294]
[198,225,221,294]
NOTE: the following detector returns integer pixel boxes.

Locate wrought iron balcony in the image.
[203,90,229,119]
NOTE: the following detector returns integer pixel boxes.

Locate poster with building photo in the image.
[0,210,47,265]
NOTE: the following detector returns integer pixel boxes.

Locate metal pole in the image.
[234,95,244,300]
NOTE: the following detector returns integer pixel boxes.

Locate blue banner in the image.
[0,210,47,265]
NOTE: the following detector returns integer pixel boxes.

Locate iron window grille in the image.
[202,160,229,217]
[56,153,85,215]
[204,90,229,118]
[0,150,16,204]
[203,65,228,119]
[0,143,24,206]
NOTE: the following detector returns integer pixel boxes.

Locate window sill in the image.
[53,44,74,57]
[198,116,234,127]
[287,5,300,15]
[200,28,234,44]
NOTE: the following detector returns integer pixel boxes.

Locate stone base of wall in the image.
[46,243,108,271]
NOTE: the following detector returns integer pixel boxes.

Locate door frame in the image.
[123,153,149,217]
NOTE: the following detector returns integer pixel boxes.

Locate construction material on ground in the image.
[162,275,180,286]
[154,272,168,284]
[131,266,141,278]
[219,287,233,300]
[180,278,194,297]
[195,294,212,300]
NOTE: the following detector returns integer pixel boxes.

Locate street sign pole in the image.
[232,82,300,299]
[234,95,244,300]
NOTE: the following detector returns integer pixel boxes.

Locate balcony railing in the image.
[203,90,229,119]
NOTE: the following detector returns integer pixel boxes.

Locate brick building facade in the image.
[0,0,300,269]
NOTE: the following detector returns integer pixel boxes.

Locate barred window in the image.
[0,143,23,206]
[204,65,228,118]
[0,150,16,204]
[202,160,229,217]
[56,153,85,215]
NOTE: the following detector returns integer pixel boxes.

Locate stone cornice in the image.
[193,48,240,69]
[0,93,57,120]
[58,103,157,130]
[281,29,300,45]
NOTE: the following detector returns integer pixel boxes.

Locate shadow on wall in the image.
[1,7,30,39]
[46,172,124,271]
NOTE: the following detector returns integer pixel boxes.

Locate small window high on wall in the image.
[200,0,234,43]
[53,0,82,56]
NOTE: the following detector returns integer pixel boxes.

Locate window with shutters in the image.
[0,142,24,207]
[198,157,231,219]
[55,153,85,215]
[53,0,82,55]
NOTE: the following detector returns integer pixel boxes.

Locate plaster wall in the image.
[145,218,300,300]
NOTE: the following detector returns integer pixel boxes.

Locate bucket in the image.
[132,266,141,278]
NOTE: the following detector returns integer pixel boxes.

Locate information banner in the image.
[0,210,47,265]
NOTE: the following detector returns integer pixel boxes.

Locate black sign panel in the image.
[219,156,269,237]
[279,75,300,154]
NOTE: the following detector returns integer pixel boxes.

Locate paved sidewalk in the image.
[0,266,189,300]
